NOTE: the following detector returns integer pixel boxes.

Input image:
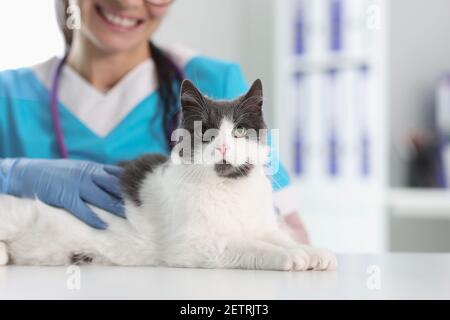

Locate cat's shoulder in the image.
[119,154,169,206]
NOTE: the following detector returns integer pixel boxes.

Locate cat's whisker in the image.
[238,165,251,178]
[233,165,246,178]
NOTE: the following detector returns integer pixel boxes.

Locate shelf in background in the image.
[388,188,450,219]
[289,55,373,74]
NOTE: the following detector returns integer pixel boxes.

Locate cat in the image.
[0,79,337,271]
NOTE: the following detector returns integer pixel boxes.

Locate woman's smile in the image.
[94,3,146,32]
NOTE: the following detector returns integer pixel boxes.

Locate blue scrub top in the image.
[0,54,291,191]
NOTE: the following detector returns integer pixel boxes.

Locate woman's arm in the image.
[0,158,125,229]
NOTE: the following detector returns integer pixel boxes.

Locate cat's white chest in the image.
[172,170,275,237]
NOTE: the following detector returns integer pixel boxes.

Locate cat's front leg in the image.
[215,238,306,271]
[261,231,338,271]
[300,246,337,271]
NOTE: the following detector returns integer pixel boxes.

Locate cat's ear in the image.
[241,79,263,111]
[180,79,205,112]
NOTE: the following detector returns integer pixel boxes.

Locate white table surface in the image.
[1,254,449,300]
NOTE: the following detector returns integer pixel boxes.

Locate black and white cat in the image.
[0,79,337,271]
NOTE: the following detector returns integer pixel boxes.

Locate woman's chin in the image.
[92,34,143,54]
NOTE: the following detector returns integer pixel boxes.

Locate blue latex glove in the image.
[0,158,125,229]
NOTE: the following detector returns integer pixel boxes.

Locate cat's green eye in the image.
[233,127,248,138]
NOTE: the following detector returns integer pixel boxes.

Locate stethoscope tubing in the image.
[50,55,70,159]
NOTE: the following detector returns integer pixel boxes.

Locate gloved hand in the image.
[0,158,125,229]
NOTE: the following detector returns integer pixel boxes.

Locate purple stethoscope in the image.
[50,53,184,158]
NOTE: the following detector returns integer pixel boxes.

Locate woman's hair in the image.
[55,0,183,145]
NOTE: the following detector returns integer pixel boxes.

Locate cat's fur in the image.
[0,79,336,271]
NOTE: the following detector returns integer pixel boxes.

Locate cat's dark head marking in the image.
[178,79,268,179]
[180,79,266,137]
[214,162,255,179]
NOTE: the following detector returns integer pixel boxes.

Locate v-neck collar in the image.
[33,57,157,138]
[62,58,155,98]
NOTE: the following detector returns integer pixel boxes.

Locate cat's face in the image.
[176,79,269,179]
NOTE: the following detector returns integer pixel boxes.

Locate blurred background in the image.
[2,0,450,253]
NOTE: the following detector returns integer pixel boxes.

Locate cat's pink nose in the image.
[216,144,229,155]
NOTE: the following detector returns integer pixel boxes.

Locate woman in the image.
[0,0,307,243]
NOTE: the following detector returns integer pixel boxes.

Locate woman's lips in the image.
[95,4,145,31]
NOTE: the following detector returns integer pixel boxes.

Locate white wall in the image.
[155,0,244,63]
[0,0,64,70]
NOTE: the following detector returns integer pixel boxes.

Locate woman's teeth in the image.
[103,10,139,28]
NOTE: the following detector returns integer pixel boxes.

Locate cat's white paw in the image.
[264,250,293,271]
[288,248,310,271]
[0,242,9,266]
[307,248,337,271]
